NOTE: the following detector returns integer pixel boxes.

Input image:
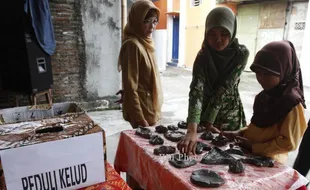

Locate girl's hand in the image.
[203,122,221,133]
[236,136,252,151]
[222,130,241,141]
[177,131,198,155]
[177,123,198,155]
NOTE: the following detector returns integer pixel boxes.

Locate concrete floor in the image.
[87,66,310,180]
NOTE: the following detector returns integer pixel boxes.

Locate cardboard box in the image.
[0,103,107,190]
[0,102,84,124]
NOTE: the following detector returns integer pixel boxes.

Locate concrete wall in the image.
[81,0,121,99]
[287,2,308,59]
[300,3,310,87]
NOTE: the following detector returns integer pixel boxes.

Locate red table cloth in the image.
[114,129,308,190]
[79,162,131,190]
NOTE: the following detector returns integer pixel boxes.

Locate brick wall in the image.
[49,0,87,102]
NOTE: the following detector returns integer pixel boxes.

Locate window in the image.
[191,0,202,7]
[294,22,306,30]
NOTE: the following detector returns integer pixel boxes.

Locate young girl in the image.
[177,7,249,154]
[117,0,163,129]
[225,40,307,164]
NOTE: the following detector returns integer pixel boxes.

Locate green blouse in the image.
[187,48,249,131]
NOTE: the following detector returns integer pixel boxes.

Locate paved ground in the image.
[87,66,310,180]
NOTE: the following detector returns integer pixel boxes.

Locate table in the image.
[79,162,131,190]
[114,128,309,190]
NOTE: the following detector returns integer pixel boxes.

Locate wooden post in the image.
[121,0,127,41]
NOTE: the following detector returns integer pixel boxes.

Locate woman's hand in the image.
[115,90,124,104]
[236,136,252,151]
[132,120,149,128]
[203,122,221,133]
[177,123,198,155]
[222,130,241,141]
[139,120,149,127]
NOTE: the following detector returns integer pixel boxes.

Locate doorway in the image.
[172,16,179,64]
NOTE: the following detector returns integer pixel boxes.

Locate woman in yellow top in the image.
[117,0,163,128]
[224,40,307,164]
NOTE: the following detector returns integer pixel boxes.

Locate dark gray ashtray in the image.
[190,169,225,187]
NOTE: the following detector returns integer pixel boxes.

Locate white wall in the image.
[178,0,187,67]
[81,0,121,98]
[166,0,173,64]
[153,0,169,71]
[300,3,310,87]
[153,30,167,71]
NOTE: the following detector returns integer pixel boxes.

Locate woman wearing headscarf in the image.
[117,0,163,129]
[178,7,249,154]
[224,40,307,164]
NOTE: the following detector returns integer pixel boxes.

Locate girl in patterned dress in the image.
[178,7,249,154]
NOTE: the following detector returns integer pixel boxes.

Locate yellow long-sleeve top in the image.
[241,103,307,164]
[118,38,163,126]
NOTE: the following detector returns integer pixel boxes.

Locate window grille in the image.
[294,22,306,30]
[191,0,202,7]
